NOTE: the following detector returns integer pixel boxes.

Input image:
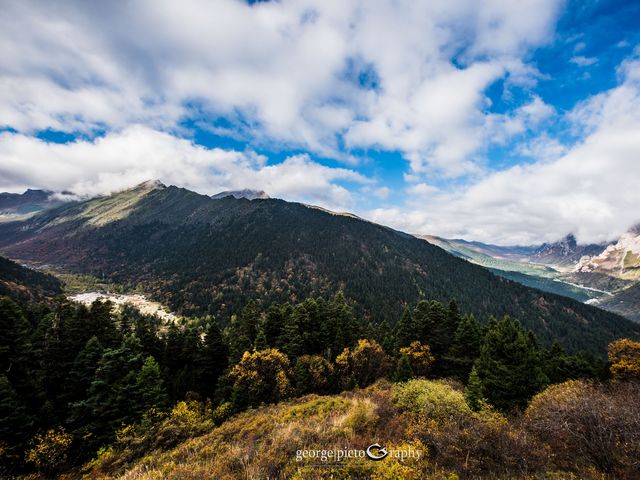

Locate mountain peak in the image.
[130,179,166,192]
[211,189,269,200]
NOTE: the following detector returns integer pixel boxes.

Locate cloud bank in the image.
[1,0,560,175]
[368,54,640,244]
[1,0,638,245]
[0,126,369,211]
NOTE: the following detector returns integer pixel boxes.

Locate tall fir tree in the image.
[474,316,548,411]
[445,314,482,380]
[464,366,486,411]
[0,374,33,459]
[136,356,168,411]
[395,306,416,348]
[199,321,229,399]
[394,355,414,382]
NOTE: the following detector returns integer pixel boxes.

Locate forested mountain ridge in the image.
[0,182,638,353]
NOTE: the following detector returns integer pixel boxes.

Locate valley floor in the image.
[69,292,178,322]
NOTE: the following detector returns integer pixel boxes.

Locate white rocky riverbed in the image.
[69,292,178,321]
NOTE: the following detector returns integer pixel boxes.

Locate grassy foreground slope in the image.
[83,378,640,480]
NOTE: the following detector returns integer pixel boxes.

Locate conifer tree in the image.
[280,309,304,358]
[199,321,229,399]
[263,303,289,348]
[0,298,40,415]
[227,314,252,363]
[395,306,416,348]
[89,300,119,348]
[331,292,359,356]
[136,356,168,410]
[474,316,548,411]
[394,355,413,382]
[445,314,482,380]
[253,328,268,351]
[425,300,449,357]
[0,374,33,458]
[76,335,145,442]
[464,366,486,411]
[412,300,431,343]
[67,337,104,414]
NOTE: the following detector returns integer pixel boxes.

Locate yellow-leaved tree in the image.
[230,348,293,408]
[399,341,435,377]
[25,427,72,474]
[336,339,392,389]
[608,338,640,381]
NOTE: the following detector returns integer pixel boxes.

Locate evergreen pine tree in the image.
[136,356,168,410]
[199,321,229,399]
[395,306,416,348]
[227,314,252,363]
[263,303,289,348]
[75,335,145,443]
[0,374,33,457]
[281,310,304,358]
[425,300,449,357]
[0,298,40,416]
[253,328,268,351]
[67,336,104,416]
[464,366,485,411]
[293,357,311,395]
[394,355,413,382]
[89,300,119,348]
[412,300,431,343]
[474,316,548,411]
[445,314,482,380]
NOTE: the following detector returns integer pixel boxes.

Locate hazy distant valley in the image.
[424,230,640,322]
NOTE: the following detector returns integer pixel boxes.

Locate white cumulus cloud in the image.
[0,0,561,176]
[0,126,370,211]
[366,56,640,245]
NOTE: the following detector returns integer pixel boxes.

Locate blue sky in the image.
[1,0,640,244]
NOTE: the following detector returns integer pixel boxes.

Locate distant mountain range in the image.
[0,188,70,220]
[424,229,640,322]
[0,181,638,353]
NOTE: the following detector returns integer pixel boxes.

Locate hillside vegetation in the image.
[2,257,640,479]
[0,256,62,302]
[0,183,638,354]
[81,378,640,479]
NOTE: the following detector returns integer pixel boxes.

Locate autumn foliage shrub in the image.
[394,379,548,478]
[335,339,392,389]
[525,379,640,476]
[25,427,73,474]
[230,348,294,408]
[399,341,435,377]
[608,338,640,381]
[393,379,471,423]
[293,354,335,395]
